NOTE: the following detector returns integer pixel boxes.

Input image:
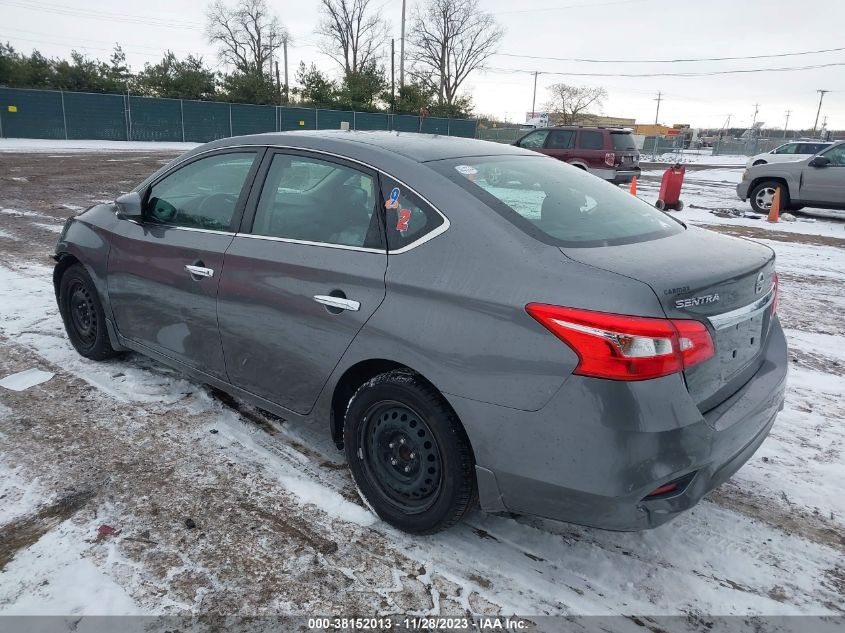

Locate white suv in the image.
[746,140,832,167]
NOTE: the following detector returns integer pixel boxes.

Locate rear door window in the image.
[250,153,382,248]
[547,130,575,149]
[578,130,604,150]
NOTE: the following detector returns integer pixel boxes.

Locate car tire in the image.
[655,200,666,210]
[749,180,789,215]
[343,369,477,534]
[59,263,120,361]
[752,160,767,166]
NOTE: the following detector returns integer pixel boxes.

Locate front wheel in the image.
[749,180,789,215]
[58,263,120,361]
[343,370,477,534]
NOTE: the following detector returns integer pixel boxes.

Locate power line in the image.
[494,0,647,15]
[480,61,845,78]
[492,45,845,64]
[0,0,201,30]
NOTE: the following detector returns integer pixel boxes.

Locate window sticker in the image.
[455,165,477,176]
[385,186,401,209]
[396,208,412,232]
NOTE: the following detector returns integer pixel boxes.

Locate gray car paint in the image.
[737,140,845,208]
[54,131,788,530]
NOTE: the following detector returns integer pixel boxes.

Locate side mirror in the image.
[115,192,143,220]
[808,156,830,168]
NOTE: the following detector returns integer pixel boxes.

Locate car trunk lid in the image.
[560,226,776,410]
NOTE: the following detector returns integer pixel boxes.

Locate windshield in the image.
[611,132,637,151]
[431,156,684,247]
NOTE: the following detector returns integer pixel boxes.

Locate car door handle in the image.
[313,295,360,311]
[185,264,214,278]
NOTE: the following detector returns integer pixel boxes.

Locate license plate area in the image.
[716,312,765,382]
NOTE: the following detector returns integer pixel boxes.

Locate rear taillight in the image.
[525,304,715,381]
[604,152,616,167]
[772,272,779,315]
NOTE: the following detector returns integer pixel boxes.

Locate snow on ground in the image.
[0,139,199,153]
[648,150,748,166]
[0,152,843,620]
[635,168,845,240]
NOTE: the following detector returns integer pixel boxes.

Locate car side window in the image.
[144,152,257,230]
[547,130,575,149]
[821,144,845,166]
[578,130,604,150]
[775,144,797,155]
[518,131,549,148]
[379,178,444,251]
[251,153,382,248]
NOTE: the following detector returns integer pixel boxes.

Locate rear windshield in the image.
[611,132,637,151]
[431,156,683,247]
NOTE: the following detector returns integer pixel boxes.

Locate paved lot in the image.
[0,150,843,623]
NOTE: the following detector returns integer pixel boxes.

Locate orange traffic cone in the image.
[629,176,637,196]
[767,187,781,223]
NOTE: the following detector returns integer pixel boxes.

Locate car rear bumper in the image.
[611,168,641,184]
[450,319,788,530]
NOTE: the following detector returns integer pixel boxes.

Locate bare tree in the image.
[317,0,388,75]
[206,0,287,75]
[407,0,503,108]
[545,83,607,125]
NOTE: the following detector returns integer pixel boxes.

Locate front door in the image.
[800,144,845,205]
[107,149,262,378]
[217,150,388,414]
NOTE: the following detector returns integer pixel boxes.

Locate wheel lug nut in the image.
[390,458,397,465]
[399,438,406,445]
[409,452,416,459]
[404,466,410,473]
[388,442,394,449]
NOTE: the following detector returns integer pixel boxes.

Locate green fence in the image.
[0,87,478,142]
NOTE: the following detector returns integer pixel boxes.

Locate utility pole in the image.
[283,38,289,104]
[275,61,281,106]
[751,103,759,128]
[783,110,791,138]
[531,71,538,118]
[399,0,406,90]
[654,91,662,125]
[391,38,395,111]
[812,89,828,135]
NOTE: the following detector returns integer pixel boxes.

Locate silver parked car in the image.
[54,131,787,534]
[738,140,845,214]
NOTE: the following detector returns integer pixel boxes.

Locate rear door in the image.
[576,129,607,172]
[544,129,576,163]
[799,144,845,204]
[216,150,388,414]
[107,149,262,379]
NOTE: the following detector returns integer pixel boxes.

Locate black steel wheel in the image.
[59,263,119,360]
[344,370,477,534]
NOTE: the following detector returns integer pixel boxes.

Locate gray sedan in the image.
[738,140,845,214]
[54,131,787,534]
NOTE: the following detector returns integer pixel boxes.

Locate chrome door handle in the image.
[185,264,214,278]
[313,295,360,311]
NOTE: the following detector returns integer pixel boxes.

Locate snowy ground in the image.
[0,150,843,624]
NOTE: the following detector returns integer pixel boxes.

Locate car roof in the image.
[203,130,529,163]
[529,126,633,132]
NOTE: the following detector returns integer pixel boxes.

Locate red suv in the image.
[513,126,641,184]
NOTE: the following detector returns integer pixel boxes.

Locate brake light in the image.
[604,152,616,167]
[525,304,715,381]
[772,272,779,315]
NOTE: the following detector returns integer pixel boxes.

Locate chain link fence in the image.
[0,87,478,142]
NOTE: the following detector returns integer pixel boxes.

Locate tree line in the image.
[0,0,504,118]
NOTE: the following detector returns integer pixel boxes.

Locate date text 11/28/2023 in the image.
[306,617,530,630]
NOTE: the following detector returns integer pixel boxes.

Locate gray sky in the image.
[2,0,843,129]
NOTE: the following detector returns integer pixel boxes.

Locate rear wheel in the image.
[59,263,119,360]
[749,180,789,215]
[343,370,477,534]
